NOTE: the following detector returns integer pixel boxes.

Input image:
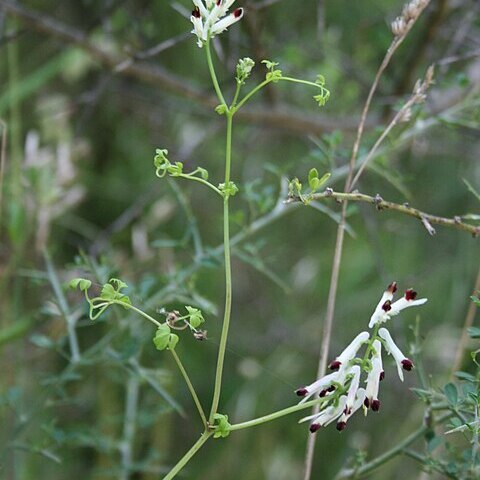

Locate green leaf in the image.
[109,278,128,290]
[308,168,319,191]
[317,172,331,187]
[69,278,92,292]
[212,413,231,439]
[444,383,458,406]
[168,333,179,350]
[468,326,480,338]
[153,324,171,351]
[100,283,117,301]
[455,371,476,383]
[215,104,228,115]
[471,295,480,307]
[197,167,209,180]
[186,306,205,329]
[261,59,279,70]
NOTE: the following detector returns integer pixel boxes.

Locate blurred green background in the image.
[0,0,479,479]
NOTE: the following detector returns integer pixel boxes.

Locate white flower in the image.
[299,395,348,433]
[378,327,414,381]
[190,0,244,48]
[344,366,361,414]
[328,331,370,370]
[364,340,383,410]
[337,388,366,431]
[369,283,427,328]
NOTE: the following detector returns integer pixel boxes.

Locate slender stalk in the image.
[162,431,213,480]
[205,38,227,107]
[121,303,162,327]
[230,398,329,432]
[178,174,223,196]
[231,82,242,108]
[119,376,139,480]
[235,79,271,110]
[452,266,480,373]
[43,250,81,363]
[170,349,207,429]
[209,111,234,423]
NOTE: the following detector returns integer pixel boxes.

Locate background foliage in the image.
[1,0,479,478]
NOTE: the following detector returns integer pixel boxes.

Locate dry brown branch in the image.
[0,0,367,136]
[287,189,480,237]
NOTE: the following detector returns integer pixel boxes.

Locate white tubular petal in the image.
[372,339,383,372]
[210,8,244,35]
[379,328,406,381]
[336,331,370,364]
[298,371,340,403]
[365,357,382,401]
[368,284,396,328]
[345,366,361,410]
[354,388,367,410]
[192,0,209,18]
[218,0,236,15]
[389,297,428,316]
[322,396,347,426]
[191,16,204,42]
[205,3,223,29]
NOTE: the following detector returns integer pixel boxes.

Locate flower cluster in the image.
[190,0,244,48]
[296,282,427,433]
[391,0,430,37]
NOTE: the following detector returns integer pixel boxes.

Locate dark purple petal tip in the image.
[382,300,392,312]
[371,399,381,411]
[401,359,414,371]
[387,282,398,294]
[296,387,308,397]
[329,360,341,371]
[310,423,321,433]
[405,289,417,301]
[379,371,385,381]
[336,421,346,431]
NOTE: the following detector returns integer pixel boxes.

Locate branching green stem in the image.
[229,398,329,432]
[120,302,162,327]
[170,348,207,429]
[177,173,223,196]
[162,431,213,480]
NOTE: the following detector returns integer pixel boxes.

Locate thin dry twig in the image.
[451,267,480,374]
[0,119,7,236]
[287,189,480,237]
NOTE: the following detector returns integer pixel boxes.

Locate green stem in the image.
[119,302,162,327]
[231,81,242,109]
[162,431,213,480]
[178,174,223,196]
[235,79,271,110]
[205,38,227,107]
[230,398,328,432]
[279,76,324,89]
[170,348,208,429]
[209,111,234,423]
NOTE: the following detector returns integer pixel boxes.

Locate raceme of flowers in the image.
[296,282,427,433]
[190,0,244,47]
